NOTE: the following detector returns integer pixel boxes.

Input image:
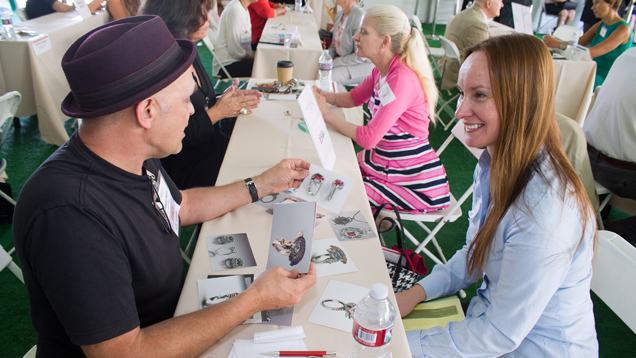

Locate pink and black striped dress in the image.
[350,56,450,213]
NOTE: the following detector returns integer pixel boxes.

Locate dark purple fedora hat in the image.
[61,15,196,118]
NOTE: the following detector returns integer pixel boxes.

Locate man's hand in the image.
[210,79,260,120]
[253,158,311,196]
[395,285,427,318]
[248,264,317,311]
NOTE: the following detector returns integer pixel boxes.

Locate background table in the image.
[252,15,323,81]
[174,79,410,357]
[0,11,109,146]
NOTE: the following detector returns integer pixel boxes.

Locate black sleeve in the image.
[27,206,140,346]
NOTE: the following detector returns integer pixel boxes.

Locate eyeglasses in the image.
[146,170,173,234]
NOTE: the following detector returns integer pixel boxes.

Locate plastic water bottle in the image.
[350,283,396,358]
[564,33,578,60]
[318,50,333,92]
[295,0,302,13]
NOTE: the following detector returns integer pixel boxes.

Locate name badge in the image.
[378,82,396,106]
[150,170,181,237]
[600,25,607,38]
[240,33,251,48]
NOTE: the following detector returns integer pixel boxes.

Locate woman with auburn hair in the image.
[313,4,450,214]
[142,0,262,189]
[543,0,632,86]
[106,0,140,20]
[397,34,598,357]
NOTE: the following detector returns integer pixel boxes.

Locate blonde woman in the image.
[314,4,450,214]
[397,34,598,357]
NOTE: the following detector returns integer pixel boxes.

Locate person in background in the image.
[439,0,503,91]
[106,0,140,20]
[397,34,598,357]
[142,0,262,189]
[214,0,258,78]
[543,0,632,86]
[543,0,577,29]
[493,0,532,28]
[25,0,102,19]
[13,15,315,357]
[583,48,636,245]
[328,0,374,86]
[581,0,627,32]
[248,0,286,51]
[314,5,450,214]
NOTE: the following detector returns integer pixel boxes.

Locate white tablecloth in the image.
[174,79,410,358]
[0,11,110,146]
[252,15,323,81]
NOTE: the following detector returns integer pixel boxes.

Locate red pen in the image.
[262,351,336,357]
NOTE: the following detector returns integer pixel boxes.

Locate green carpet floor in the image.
[1,23,635,358]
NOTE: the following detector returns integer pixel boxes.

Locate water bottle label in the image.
[352,320,394,347]
[319,63,332,71]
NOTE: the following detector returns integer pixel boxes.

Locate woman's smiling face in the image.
[455,50,501,155]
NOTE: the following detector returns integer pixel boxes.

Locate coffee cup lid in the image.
[276,60,294,68]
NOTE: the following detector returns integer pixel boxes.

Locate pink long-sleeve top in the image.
[350,55,431,150]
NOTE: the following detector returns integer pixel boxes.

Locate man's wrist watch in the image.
[559,42,567,50]
[244,178,258,203]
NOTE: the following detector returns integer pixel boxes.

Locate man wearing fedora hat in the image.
[13,15,316,357]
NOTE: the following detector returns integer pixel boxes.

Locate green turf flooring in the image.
[1,24,635,357]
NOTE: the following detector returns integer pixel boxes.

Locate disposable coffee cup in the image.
[276,60,294,85]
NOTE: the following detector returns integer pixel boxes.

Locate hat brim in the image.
[61,39,197,119]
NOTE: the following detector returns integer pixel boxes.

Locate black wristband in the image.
[244,178,258,203]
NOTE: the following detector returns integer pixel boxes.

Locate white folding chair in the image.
[1,244,24,283]
[436,36,461,131]
[202,31,234,82]
[591,230,636,333]
[537,2,558,34]
[22,346,37,358]
[595,181,613,230]
[16,8,28,21]
[378,122,483,299]
[180,224,201,265]
[411,15,443,77]
[0,91,21,146]
[553,25,584,40]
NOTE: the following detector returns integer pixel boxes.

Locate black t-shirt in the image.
[160,53,229,189]
[25,0,57,20]
[13,132,184,357]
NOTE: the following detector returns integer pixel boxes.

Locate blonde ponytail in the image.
[365,5,438,123]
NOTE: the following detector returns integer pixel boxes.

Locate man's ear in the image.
[485,0,492,9]
[135,97,155,129]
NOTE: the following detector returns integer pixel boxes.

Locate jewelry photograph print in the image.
[273,231,306,266]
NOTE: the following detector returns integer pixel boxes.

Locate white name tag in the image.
[74,0,92,19]
[378,82,396,106]
[152,170,181,237]
[31,35,52,56]
[240,33,251,47]
[600,25,607,38]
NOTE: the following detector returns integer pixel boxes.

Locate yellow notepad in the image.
[402,296,465,331]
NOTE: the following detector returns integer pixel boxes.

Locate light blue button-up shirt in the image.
[407,151,598,358]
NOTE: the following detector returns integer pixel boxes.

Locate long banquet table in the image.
[0,11,110,146]
[252,13,323,81]
[174,79,411,357]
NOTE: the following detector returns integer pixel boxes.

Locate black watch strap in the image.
[244,178,258,203]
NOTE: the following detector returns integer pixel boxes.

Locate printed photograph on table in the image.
[329,210,376,241]
[307,280,370,332]
[254,191,306,209]
[311,238,358,278]
[266,201,317,273]
[295,164,354,213]
[266,199,332,227]
[198,275,268,324]
[206,233,257,272]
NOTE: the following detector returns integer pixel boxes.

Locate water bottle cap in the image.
[369,283,388,300]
